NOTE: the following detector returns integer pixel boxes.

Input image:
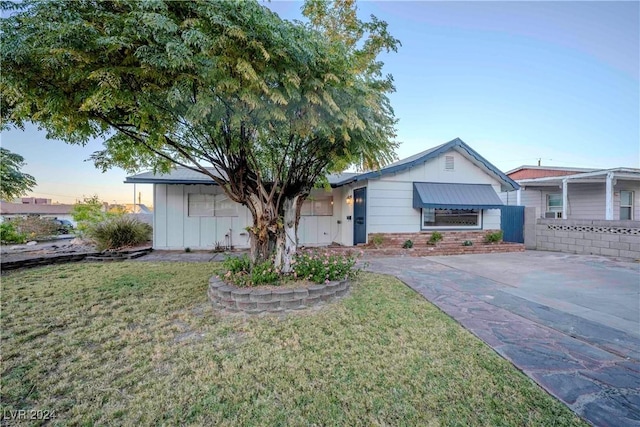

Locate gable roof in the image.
[332,138,519,191]
[125,138,519,191]
[125,167,358,186]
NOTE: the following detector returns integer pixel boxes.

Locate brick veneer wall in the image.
[359,231,525,256]
[533,218,640,259]
[369,230,498,247]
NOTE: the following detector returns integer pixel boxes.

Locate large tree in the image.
[0,148,36,201]
[1,0,399,271]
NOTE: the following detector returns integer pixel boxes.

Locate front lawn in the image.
[1,262,585,426]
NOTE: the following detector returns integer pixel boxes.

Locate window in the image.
[547,194,563,218]
[445,155,454,171]
[620,191,633,220]
[215,194,238,217]
[422,208,480,228]
[301,197,333,216]
[188,194,215,217]
[188,194,238,217]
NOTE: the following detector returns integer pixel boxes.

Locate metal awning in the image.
[413,182,504,209]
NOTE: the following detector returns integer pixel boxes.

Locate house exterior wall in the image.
[154,184,347,250]
[503,180,640,221]
[367,149,502,234]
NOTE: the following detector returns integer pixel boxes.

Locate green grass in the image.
[1,263,585,426]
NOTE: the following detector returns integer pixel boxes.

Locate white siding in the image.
[517,180,640,220]
[367,149,504,233]
[153,184,344,249]
[153,184,251,250]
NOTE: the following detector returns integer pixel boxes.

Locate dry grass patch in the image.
[1,263,585,426]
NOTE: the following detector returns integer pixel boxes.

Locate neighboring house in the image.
[0,202,76,224]
[501,166,640,221]
[125,138,519,250]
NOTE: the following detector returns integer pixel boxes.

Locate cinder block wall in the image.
[533,218,640,259]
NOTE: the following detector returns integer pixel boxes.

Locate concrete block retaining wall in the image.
[208,276,350,314]
[530,218,640,259]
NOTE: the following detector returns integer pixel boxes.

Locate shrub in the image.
[185,247,191,253]
[370,233,384,248]
[484,230,504,243]
[402,239,413,249]
[462,240,473,246]
[71,195,125,237]
[87,216,152,251]
[428,231,443,245]
[222,255,252,275]
[293,249,361,284]
[0,221,27,244]
[219,250,362,287]
[11,216,58,241]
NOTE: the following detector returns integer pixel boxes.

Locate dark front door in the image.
[353,187,367,245]
[500,206,525,243]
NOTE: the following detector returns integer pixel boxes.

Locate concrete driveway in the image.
[367,251,640,427]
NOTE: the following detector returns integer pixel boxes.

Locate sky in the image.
[1,0,638,205]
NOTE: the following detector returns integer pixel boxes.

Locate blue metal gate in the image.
[500,206,525,243]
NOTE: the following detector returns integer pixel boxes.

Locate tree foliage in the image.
[1,0,400,270]
[0,148,36,201]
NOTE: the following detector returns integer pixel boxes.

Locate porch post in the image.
[562,179,568,219]
[605,172,614,220]
[516,189,522,206]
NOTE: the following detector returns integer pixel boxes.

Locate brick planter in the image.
[208,276,350,314]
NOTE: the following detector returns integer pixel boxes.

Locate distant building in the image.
[0,201,75,224]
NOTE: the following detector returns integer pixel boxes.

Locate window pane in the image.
[215,195,238,217]
[423,208,478,227]
[188,194,214,217]
[620,207,631,220]
[620,191,633,206]
[548,194,562,209]
[422,208,435,226]
[301,198,333,216]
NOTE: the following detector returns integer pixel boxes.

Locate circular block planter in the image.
[208,276,350,314]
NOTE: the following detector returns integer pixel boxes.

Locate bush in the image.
[462,240,473,246]
[402,239,413,249]
[87,216,152,251]
[428,231,443,245]
[370,233,384,248]
[11,216,59,241]
[219,250,363,287]
[293,249,361,284]
[221,255,278,287]
[484,230,504,243]
[0,221,27,244]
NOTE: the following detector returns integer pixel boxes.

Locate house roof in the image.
[517,167,640,187]
[413,182,504,209]
[331,138,519,191]
[505,165,595,175]
[125,138,519,191]
[0,202,74,215]
[125,167,359,187]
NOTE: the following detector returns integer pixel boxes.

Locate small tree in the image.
[0,148,36,201]
[1,0,399,273]
[71,195,108,237]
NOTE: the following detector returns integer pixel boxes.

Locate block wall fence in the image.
[524,208,640,259]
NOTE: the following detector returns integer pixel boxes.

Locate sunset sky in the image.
[2,0,638,206]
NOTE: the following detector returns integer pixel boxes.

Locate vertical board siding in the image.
[155,184,341,249]
[154,184,168,248]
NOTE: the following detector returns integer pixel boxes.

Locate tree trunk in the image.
[274,196,299,273]
[247,195,278,266]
